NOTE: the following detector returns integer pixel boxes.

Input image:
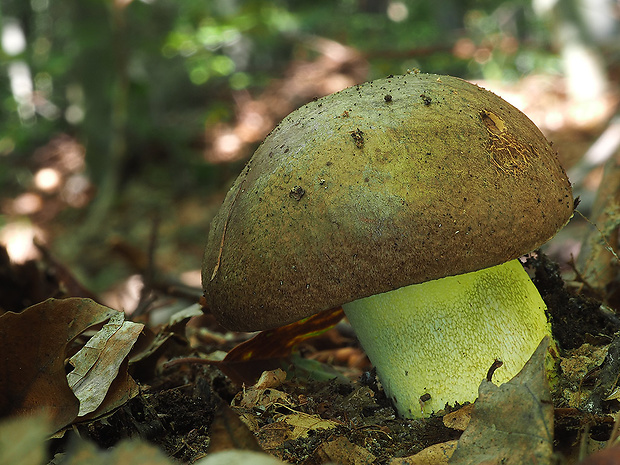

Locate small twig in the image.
[486,359,503,382]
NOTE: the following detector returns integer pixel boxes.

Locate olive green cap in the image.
[202,73,573,331]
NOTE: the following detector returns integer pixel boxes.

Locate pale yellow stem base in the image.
[342,259,550,418]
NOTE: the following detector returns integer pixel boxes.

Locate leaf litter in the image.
[67,311,143,417]
[1,248,620,464]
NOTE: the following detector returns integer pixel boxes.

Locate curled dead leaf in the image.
[67,311,144,416]
[0,298,143,432]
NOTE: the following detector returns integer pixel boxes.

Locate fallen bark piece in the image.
[448,337,554,465]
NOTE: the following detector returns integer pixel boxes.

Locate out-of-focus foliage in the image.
[0,0,563,289]
[0,0,559,180]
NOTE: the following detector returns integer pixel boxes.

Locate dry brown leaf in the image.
[67,311,144,416]
[0,298,117,432]
[390,440,458,465]
[77,357,140,422]
[443,405,474,431]
[559,343,609,409]
[0,298,144,432]
[308,436,376,465]
[258,412,339,449]
[280,412,339,439]
[237,411,261,433]
[448,337,554,465]
[254,368,287,390]
[207,402,263,454]
[232,386,295,410]
[258,420,297,450]
[219,307,345,386]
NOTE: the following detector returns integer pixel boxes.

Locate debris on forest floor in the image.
[1,248,620,465]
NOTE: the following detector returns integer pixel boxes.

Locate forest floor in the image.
[1,248,620,465]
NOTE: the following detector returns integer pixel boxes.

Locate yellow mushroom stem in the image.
[342,259,550,419]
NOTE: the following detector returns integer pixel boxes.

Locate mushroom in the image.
[202,73,573,418]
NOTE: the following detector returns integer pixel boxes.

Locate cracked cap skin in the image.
[202,73,573,331]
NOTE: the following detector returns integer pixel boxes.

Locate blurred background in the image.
[1,0,619,312]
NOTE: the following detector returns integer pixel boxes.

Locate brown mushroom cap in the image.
[202,73,573,331]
